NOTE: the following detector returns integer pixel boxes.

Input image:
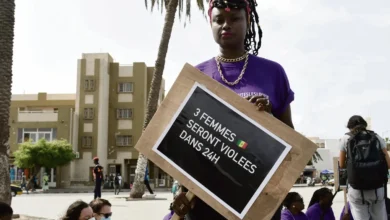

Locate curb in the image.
[13,215,52,220]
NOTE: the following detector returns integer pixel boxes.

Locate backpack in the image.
[346,130,388,190]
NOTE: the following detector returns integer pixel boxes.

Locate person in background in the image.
[90,198,112,220]
[114,173,122,195]
[0,202,13,220]
[172,0,295,219]
[339,115,390,220]
[171,180,179,199]
[92,157,104,199]
[281,192,308,220]
[144,165,154,195]
[306,188,335,220]
[61,200,93,220]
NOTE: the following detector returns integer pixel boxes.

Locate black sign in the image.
[155,84,291,217]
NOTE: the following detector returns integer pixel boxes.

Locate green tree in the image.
[130,0,207,198]
[0,0,16,205]
[13,139,76,188]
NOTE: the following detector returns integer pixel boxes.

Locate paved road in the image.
[11,186,352,219]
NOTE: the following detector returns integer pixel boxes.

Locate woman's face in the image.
[94,205,112,220]
[79,207,93,220]
[291,195,305,211]
[210,7,247,50]
[320,193,333,208]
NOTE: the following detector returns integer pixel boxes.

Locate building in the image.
[307,137,340,174]
[8,53,167,189]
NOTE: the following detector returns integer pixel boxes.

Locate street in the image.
[12,186,352,219]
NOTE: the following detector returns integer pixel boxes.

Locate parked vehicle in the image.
[11,184,23,197]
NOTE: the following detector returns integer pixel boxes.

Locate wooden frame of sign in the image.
[333,157,340,191]
[135,63,318,220]
[333,157,347,192]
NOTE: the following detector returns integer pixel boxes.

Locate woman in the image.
[172,0,295,219]
[281,192,308,220]
[89,198,112,220]
[339,115,390,220]
[61,200,94,220]
[306,188,335,220]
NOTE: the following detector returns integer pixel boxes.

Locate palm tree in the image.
[130,0,207,198]
[311,151,322,163]
[0,0,15,204]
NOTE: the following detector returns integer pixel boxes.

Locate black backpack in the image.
[346,130,388,190]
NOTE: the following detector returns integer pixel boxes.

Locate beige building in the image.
[8,53,168,188]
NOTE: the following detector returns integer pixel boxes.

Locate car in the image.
[11,184,23,197]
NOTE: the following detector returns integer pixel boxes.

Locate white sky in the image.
[12,0,390,139]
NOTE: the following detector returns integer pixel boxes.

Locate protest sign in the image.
[135,64,318,219]
[333,157,347,192]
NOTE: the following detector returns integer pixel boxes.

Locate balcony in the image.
[18,110,58,122]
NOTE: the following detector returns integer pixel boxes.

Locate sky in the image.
[12,0,390,139]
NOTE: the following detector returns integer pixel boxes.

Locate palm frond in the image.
[311,150,323,164]
[146,0,209,25]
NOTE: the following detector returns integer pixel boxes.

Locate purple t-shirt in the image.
[196,54,294,118]
[162,211,174,220]
[306,203,336,220]
[281,209,309,220]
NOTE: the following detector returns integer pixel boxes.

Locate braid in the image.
[245,0,262,55]
[209,0,263,55]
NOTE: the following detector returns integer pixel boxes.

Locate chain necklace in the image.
[215,52,249,86]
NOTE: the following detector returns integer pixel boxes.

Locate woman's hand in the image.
[245,95,272,113]
[341,213,350,220]
[172,192,193,218]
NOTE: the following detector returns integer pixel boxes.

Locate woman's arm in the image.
[277,105,294,129]
[339,151,347,169]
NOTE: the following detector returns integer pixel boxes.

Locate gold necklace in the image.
[216,52,248,63]
[215,53,249,86]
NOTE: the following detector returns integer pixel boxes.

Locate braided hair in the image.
[208,0,263,55]
[308,187,333,208]
[283,192,301,209]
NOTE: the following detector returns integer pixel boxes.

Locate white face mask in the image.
[101,218,111,220]
[88,218,96,220]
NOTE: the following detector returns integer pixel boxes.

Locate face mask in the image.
[88,218,96,220]
[101,218,111,220]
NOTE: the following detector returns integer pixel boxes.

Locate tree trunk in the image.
[130,0,179,198]
[0,0,15,205]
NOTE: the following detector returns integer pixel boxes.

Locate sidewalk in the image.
[35,187,171,194]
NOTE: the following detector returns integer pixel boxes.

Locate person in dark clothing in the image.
[144,166,154,195]
[0,202,13,220]
[93,157,103,199]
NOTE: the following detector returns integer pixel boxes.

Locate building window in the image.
[84,79,95,91]
[116,135,132,146]
[84,108,94,120]
[82,136,93,148]
[116,109,133,119]
[118,82,133,93]
[18,128,57,143]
